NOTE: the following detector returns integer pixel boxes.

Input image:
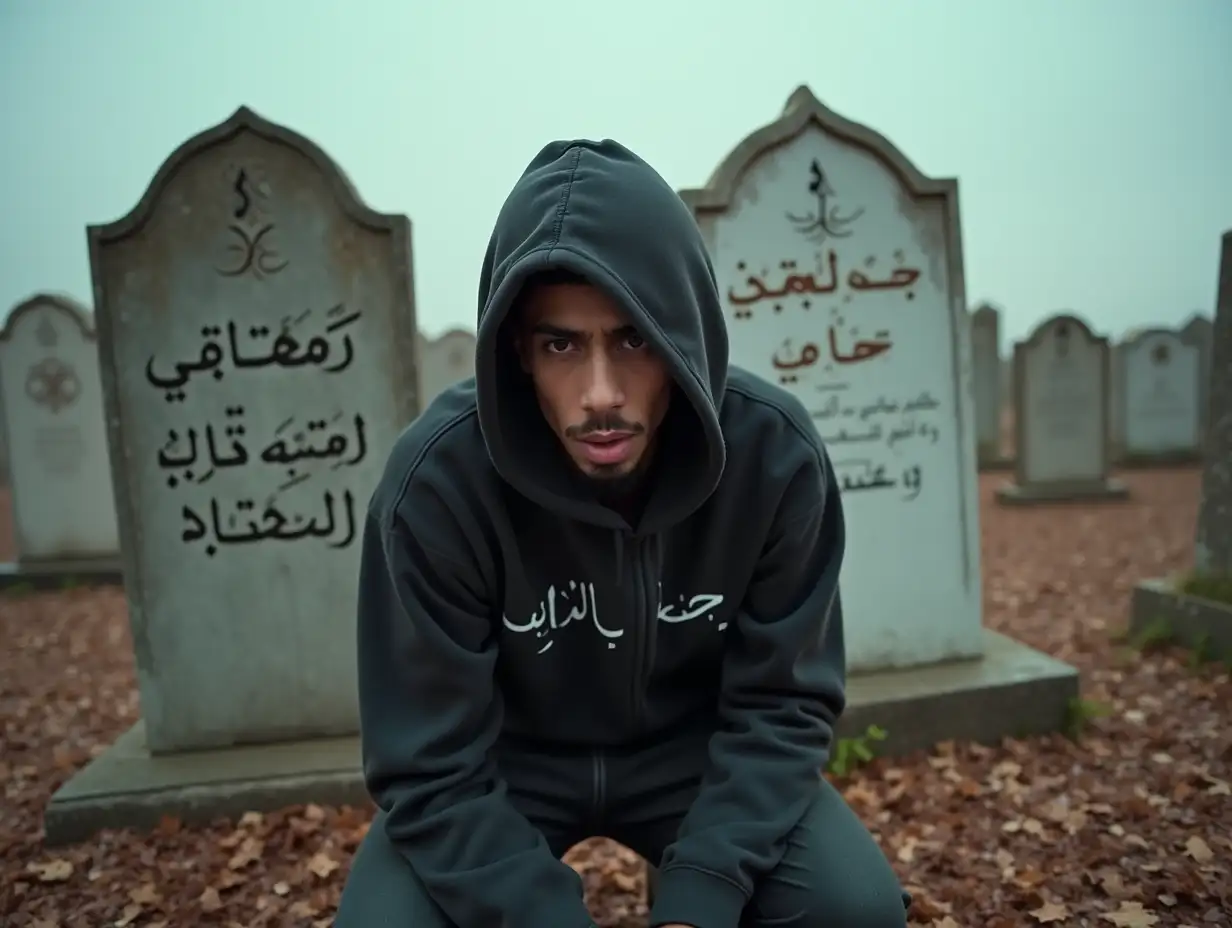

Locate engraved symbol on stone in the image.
[1054,321,1070,359]
[214,166,289,279]
[25,357,81,414]
[786,158,866,244]
[35,316,58,348]
[1151,342,1170,365]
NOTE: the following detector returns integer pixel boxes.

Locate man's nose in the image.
[581,352,626,412]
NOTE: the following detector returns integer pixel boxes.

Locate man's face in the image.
[516,279,671,482]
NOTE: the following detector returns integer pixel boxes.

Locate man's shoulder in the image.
[369,378,496,522]
[721,366,825,465]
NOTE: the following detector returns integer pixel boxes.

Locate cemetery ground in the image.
[2,472,1230,928]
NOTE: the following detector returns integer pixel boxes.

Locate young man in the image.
[336,140,909,928]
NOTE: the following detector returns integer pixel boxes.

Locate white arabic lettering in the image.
[502,582,727,654]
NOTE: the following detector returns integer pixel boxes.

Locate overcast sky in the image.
[1,0,1229,348]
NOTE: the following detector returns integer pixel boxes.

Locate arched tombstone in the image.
[0,294,122,586]
[997,313,1128,504]
[1180,312,1213,445]
[970,303,1009,469]
[678,85,1076,754]
[1118,328,1202,465]
[1130,231,1232,661]
[45,105,419,846]
[1107,327,1143,463]
[417,327,476,408]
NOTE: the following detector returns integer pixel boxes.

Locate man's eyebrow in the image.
[531,322,579,339]
[530,323,639,338]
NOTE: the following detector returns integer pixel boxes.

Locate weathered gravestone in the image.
[417,327,476,407]
[1118,328,1202,465]
[970,303,1009,469]
[679,85,1076,757]
[0,294,122,586]
[45,106,419,844]
[996,313,1128,505]
[1130,231,1232,661]
[1108,332,1137,463]
[1181,312,1213,446]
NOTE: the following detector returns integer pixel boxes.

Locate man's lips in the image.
[577,431,636,464]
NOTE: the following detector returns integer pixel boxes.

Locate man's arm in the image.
[357,481,595,928]
[647,444,847,928]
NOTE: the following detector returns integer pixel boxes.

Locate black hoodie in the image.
[358,140,847,928]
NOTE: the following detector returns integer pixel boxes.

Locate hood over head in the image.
[475,139,728,534]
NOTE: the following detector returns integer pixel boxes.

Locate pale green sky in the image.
[1,0,1229,349]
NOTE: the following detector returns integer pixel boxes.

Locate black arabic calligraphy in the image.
[157,408,368,487]
[145,305,361,400]
[833,460,924,502]
[181,489,358,557]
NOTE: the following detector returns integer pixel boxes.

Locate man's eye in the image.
[545,338,572,354]
[624,334,646,350]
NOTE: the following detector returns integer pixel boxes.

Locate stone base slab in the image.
[1130,578,1232,662]
[0,556,123,591]
[836,629,1078,755]
[995,479,1130,506]
[977,455,1015,473]
[45,630,1076,846]
[1117,450,1202,469]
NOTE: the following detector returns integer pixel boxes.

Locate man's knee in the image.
[746,781,910,928]
[749,869,908,928]
[335,812,454,928]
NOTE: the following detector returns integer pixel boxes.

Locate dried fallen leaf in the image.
[129,882,160,905]
[1184,835,1213,864]
[1101,902,1160,927]
[28,859,73,883]
[199,887,224,913]
[1031,901,1070,923]
[307,851,340,879]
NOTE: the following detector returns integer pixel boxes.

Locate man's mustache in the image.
[565,415,645,439]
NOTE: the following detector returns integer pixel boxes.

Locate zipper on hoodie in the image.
[591,749,607,820]
[628,536,658,732]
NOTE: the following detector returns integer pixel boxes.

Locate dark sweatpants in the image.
[336,730,909,927]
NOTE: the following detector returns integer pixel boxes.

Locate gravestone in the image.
[0,294,122,586]
[1180,313,1213,445]
[1108,327,1143,463]
[1130,230,1232,660]
[1119,328,1202,465]
[679,86,1075,754]
[970,303,1008,469]
[996,313,1128,504]
[418,327,476,408]
[45,106,419,844]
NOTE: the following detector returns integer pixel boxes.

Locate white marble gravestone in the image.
[1181,313,1213,444]
[417,328,476,408]
[970,303,1004,468]
[997,314,1127,504]
[1120,328,1201,463]
[680,86,982,672]
[0,295,120,572]
[88,106,419,753]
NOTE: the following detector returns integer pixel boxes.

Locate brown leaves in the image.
[1100,901,1161,927]
[2,469,1230,928]
[26,859,73,883]
[1184,835,1214,864]
[1030,901,1069,923]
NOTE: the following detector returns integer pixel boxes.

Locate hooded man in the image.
[335,140,909,928]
